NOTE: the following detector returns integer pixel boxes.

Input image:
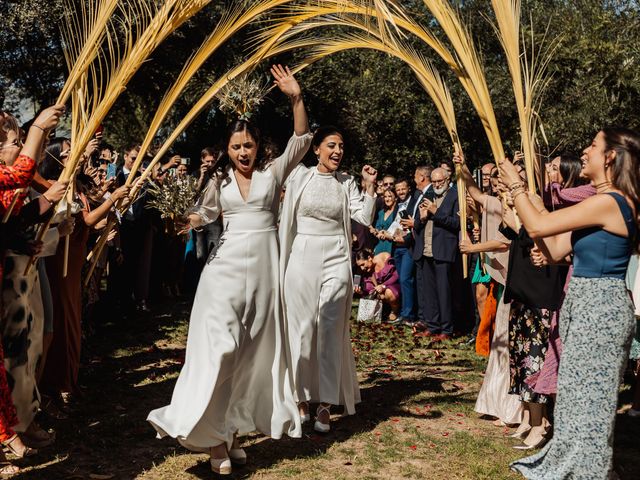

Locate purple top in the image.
[545,182,597,208]
[363,259,400,299]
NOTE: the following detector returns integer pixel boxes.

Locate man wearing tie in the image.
[400,165,433,328]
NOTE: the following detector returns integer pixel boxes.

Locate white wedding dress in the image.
[148,132,312,449]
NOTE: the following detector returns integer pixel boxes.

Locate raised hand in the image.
[270,64,301,99]
[361,165,378,184]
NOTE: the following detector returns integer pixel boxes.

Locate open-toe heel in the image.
[314,404,331,433]
[3,435,37,458]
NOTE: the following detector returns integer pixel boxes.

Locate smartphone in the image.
[353,274,361,286]
[95,124,104,138]
[181,157,191,165]
[399,209,410,220]
[474,168,482,190]
[106,163,117,180]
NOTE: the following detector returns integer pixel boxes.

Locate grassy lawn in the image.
[13,298,639,479]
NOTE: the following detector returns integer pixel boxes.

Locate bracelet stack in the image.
[509,181,526,200]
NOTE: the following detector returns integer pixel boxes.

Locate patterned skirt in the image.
[511,277,635,479]
[508,302,552,404]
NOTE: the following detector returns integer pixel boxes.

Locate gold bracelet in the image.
[512,189,526,200]
[509,181,525,192]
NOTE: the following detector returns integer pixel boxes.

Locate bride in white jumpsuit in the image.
[279,126,377,432]
[147,66,311,475]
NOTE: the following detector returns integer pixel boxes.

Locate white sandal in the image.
[314,404,331,433]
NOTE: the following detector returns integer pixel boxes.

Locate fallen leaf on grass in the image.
[409,445,417,450]
[442,432,450,437]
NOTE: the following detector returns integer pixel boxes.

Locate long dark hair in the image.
[213,120,275,181]
[558,154,586,188]
[602,127,640,250]
[39,137,69,180]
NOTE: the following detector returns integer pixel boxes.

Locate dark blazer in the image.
[414,185,460,263]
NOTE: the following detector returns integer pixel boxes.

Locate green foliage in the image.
[1,0,638,174]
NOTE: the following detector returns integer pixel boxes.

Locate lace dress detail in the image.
[297,172,344,223]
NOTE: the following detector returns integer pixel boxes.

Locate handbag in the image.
[356,275,382,323]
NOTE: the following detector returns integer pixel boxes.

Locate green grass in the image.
[14,298,639,479]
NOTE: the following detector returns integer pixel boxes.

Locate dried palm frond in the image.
[216,74,271,120]
[262,2,502,167]
[57,0,121,105]
[125,0,301,185]
[419,0,505,165]
[38,0,212,275]
[286,29,470,276]
[145,175,200,220]
[490,0,556,192]
[61,0,214,184]
[85,15,300,272]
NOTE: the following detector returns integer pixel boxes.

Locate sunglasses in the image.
[383,182,394,186]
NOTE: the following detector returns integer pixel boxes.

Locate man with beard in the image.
[415,168,460,340]
[389,178,417,324]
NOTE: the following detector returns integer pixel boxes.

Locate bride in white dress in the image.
[147,65,312,475]
[279,126,377,432]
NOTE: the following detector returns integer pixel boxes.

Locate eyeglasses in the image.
[383,182,394,187]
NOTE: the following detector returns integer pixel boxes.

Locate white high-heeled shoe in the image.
[229,447,247,465]
[314,404,331,433]
[210,456,232,475]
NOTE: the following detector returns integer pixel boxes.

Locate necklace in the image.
[595,180,612,193]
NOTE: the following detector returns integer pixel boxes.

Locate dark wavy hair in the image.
[355,247,374,262]
[39,137,69,180]
[213,120,275,181]
[312,125,343,150]
[557,153,586,188]
[602,127,640,250]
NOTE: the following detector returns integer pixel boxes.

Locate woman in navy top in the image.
[500,127,640,480]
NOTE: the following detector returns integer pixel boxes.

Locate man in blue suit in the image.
[401,165,433,328]
[414,167,459,340]
[390,178,416,324]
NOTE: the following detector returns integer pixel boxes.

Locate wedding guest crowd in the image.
[0,103,220,474]
[1,94,638,479]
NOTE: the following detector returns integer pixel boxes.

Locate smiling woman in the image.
[147,65,312,476]
[279,125,378,433]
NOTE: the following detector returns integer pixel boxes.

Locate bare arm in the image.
[459,238,509,254]
[453,152,487,205]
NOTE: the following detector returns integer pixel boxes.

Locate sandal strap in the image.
[316,404,331,415]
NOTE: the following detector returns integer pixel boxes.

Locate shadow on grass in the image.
[15,298,640,480]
